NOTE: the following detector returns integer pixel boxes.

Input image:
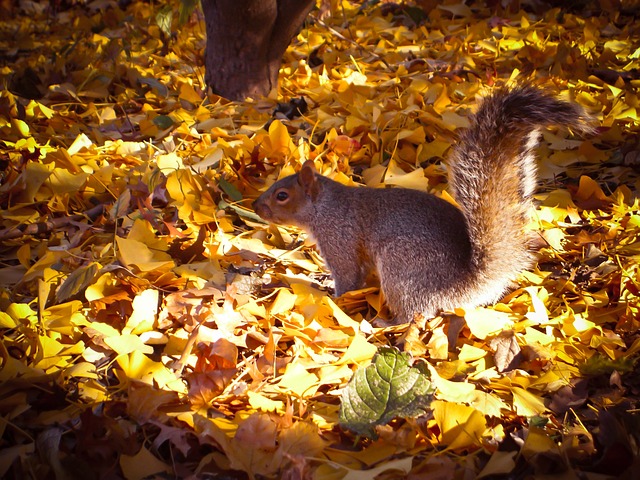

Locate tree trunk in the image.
[201,0,315,101]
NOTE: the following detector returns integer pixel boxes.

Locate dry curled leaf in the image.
[490,330,523,373]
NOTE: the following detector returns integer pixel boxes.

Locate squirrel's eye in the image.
[275,191,289,202]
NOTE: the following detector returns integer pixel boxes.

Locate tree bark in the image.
[201,0,315,101]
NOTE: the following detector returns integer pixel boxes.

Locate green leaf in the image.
[218,177,243,203]
[218,199,264,223]
[139,77,169,97]
[153,115,174,129]
[109,188,131,220]
[55,263,100,303]
[579,354,635,376]
[179,0,200,25]
[339,347,435,438]
[156,5,173,36]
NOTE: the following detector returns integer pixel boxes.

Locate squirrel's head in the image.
[253,160,320,227]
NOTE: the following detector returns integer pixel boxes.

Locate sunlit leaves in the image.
[1,0,640,478]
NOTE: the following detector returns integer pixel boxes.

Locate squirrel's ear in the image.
[298,161,319,198]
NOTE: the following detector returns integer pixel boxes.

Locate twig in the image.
[173,323,201,376]
[0,204,105,242]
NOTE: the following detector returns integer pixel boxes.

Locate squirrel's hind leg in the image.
[380,281,419,325]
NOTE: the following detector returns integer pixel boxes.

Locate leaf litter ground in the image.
[1,0,640,478]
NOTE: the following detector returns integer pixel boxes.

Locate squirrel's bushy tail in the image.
[449,84,593,306]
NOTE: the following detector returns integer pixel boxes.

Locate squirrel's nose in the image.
[253,199,270,220]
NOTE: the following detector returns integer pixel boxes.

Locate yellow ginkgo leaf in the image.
[458,343,488,362]
[511,387,547,417]
[464,307,514,340]
[120,446,171,480]
[269,288,297,316]
[247,391,285,413]
[477,451,517,478]
[0,312,17,328]
[429,364,476,403]
[337,333,378,366]
[432,400,487,450]
[469,390,509,418]
[125,289,159,335]
[11,118,30,137]
[179,82,203,105]
[266,119,295,156]
[115,236,174,272]
[105,334,154,356]
[276,362,319,397]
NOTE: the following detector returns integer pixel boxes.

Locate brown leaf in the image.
[187,339,239,407]
[549,379,589,415]
[490,330,523,373]
[126,382,180,423]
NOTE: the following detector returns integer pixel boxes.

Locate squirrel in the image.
[252,85,593,324]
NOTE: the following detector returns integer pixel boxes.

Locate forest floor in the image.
[1,0,640,478]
